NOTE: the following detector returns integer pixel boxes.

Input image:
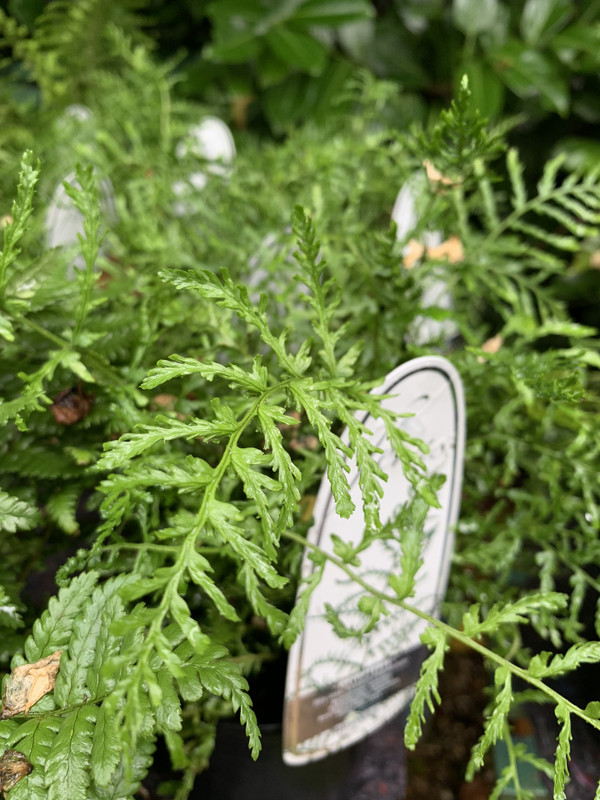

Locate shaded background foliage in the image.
[0,0,598,315]
[1,2,600,798]
[1,0,600,148]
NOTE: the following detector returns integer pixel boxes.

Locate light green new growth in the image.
[1,73,600,800]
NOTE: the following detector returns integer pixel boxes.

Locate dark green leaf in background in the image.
[491,40,569,114]
[453,0,499,37]
[457,58,506,118]
[265,24,328,73]
[520,0,572,47]
[291,0,373,26]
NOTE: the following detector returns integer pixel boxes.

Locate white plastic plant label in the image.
[393,175,458,345]
[60,104,94,123]
[173,116,236,215]
[45,171,116,280]
[283,356,465,764]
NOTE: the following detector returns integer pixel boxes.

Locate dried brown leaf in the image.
[590,250,600,269]
[423,159,461,187]
[427,236,464,264]
[1,651,62,719]
[403,238,425,269]
[50,387,94,425]
[300,494,317,523]
[0,749,32,795]
[482,334,503,354]
[478,334,504,363]
[151,394,178,411]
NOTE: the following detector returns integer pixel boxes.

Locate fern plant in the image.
[1,66,600,800]
[0,0,150,108]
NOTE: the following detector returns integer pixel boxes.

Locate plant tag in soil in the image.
[283,356,465,764]
[173,116,236,215]
[45,171,116,280]
[393,173,459,345]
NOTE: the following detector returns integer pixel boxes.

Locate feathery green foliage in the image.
[1,66,600,800]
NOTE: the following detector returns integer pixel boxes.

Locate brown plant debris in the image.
[403,236,464,269]
[427,235,464,264]
[1,651,62,719]
[478,334,504,364]
[51,385,94,425]
[403,239,426,269]
[482,334,503,354]
[0,750,32,795]
[423,159,463,188]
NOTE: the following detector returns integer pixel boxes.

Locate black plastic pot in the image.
[191,652,407,800]
[192,720,354,800]
[191,713,409,800]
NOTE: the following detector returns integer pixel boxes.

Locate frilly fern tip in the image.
[1,70,600,800]
[0,190,436,798]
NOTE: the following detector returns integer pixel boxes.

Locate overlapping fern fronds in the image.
[1,73,600,800]
[0,0,149,106]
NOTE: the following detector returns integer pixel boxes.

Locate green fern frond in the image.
[46,486,80,535]
[404,627,447,748]
[467,666,513,778]
[0,150,39,294]
[0,489,40,533]
[487,147,600,249]
[553,705,572,800]
[23,571,99,663]
[0,587,24,630]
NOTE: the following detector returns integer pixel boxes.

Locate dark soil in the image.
[405,648,494,800]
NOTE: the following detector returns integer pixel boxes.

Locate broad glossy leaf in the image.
[520,0,571,47]
[453,0,498,36]
[265,25,327,73]
[492,41,569,115]
[263,59,354,130]
[292,0,373,26]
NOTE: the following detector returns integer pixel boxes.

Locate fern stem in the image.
[20,315,145,399]
[503,721,524,800]
[482,183,598,247]
[116,383,290,713]
[100,543,195,554]
[451,185,469,240]
[282,529,600,734]
[553,552,600,597]
[159,78,171,155]
[21,316,71,349]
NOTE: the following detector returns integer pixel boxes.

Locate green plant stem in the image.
[73,271,96,345]
[115,382,290,721]
[21,316,69,349]
[282,529,600,734]
[463,33,476,63]
[503,721,523,800]
[580,0,600,24]
[20,315,145,399]
[554,552,600,596]
[451,185,468,239]
[100,543,186,554]
[159,79,171,155]
[481,182,595,246]
[18,693,108,719]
